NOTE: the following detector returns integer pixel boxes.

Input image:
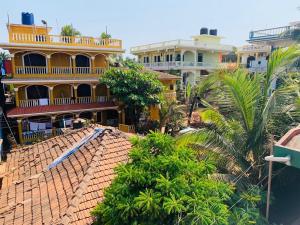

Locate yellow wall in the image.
[53,84,72,98]
[9,24,49,35]
[51,53,71,66]
[149,105,160,121]
[18,86,26,100]
[94,55,107,67]
[14,53,23,66]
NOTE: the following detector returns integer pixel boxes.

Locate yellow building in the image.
[1,17,125,144]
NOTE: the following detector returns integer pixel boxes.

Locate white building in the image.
[131,29,234,88]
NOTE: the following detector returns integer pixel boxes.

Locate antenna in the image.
[106,25,108,35]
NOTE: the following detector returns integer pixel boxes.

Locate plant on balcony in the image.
[92,132,265,225]
[100,32,111,39]
[60,24,81,36]
[100,62,163,128]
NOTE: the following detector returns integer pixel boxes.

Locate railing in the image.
[142,61,214,69]
[77,96,92,104]
[15,66,47,74]
[51,67,72,74]
[19,99,41,107]
[119,124,135,133]
[131,39,233,52]
[94,67,106,75]
[237,45,271,53]
[53,97,75,105]
[249,25,300,41]
[75,67,91,74]
[96,96,109,103]
[22,128,64,143]
[10,32,122,49]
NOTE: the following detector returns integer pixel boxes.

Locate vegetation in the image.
[101,32,112,39]
[93,132,264,224]
[60,24,81,36]
[100,61,163,127]
[179,46,300,185]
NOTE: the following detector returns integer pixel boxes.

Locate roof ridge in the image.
[59,131,112,224]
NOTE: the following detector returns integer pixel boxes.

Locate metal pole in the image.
[266,136,274,221]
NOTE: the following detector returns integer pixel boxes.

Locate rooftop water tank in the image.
[200,27,208,35]
[209,29,218,36]
[21,12,34,25]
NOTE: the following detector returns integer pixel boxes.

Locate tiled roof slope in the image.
[0,125,132,225]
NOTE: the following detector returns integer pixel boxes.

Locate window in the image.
[154,56,157,62]
[175,54,181,61]
[197,53,203,62]
[166,55,169,62]
[157,56,161,62]
[143,56,149,63]
[170,55,173,61]
[166,54,173,62]
[170,84,174,90]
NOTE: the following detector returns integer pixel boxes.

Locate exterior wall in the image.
[149,105,160,121]
[94,55,107,67]
[53,84,72,98]
[95,84,107,96]
[51,53,71,66]
[203,52,219,66]
[9,24,49,35]
[18,86,26,100]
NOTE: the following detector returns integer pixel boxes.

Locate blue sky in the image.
[1,0,299,56]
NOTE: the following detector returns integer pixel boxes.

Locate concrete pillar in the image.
[49,86,54,105]
[17,119,23,144]
[73,85,78,102]
[106,86,110,100]
[237,53,241,65]
[10,54,15,75]
[71,55,76,74]
[47,55,51,74]
[93,112,97,123]
[91,56,95,74]
[118,110,122,125]
[92,85,97,103]
[51,116,56,135]
[14,87,19,107]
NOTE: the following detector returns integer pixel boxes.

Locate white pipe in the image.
[265,155,291,166]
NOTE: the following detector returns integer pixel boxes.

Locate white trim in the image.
[2,78,99,84]
[8,106,119,118]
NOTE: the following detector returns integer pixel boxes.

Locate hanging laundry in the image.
[38,123,46,130]
[46,122,52,129]
[3,60,12,74]
[65,119,72,127]
[39,98,49,106]
[29,122,39,131]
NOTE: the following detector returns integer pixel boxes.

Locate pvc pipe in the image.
[265,155,291,166]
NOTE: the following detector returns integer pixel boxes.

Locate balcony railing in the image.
[22,128,64,143]
[164,91,177,100]
[96,95,109,103]
[16,66,47,74]
[14,66,106,75]
[10,33,122,49]
[19,98,49,107]
[142,61,215,69]
[77,96,92,104]
[53,97,75,105]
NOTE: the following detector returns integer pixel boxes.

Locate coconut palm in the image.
[159,99,186,134]
[60,24,81,36]
[179,46,300,184]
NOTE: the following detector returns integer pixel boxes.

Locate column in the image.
[93,112,97,123]
[14,87,19,107]
[194,51,197,66]
[180,50,184,66]
[106,86,110,100]
[237,53,241,66]
[47,55,51,74]
[118,110,122,125]
[73,85,78,102]
[91,56,95,74]
[71,55,76,74]
[49,86,54,105]
[121,109,125,124]
[10,54,15,75]
[92,85,97,103]
[51,116,56,136]
[17,119,23,144]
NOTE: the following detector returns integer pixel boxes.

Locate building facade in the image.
[131,30,234,88]
[1,19,125,144]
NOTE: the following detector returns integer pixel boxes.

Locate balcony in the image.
[13,66,106,78]
[142,61,218,70]
[9,32,122,49]
[249,24,300,43]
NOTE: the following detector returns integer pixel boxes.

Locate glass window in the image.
[197,53,203,62]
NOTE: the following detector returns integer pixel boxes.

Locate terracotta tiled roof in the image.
[0,125,132,225]
[7,103,118,118]
[152,71,181,80]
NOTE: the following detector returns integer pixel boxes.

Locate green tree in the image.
[60,24,81,36]
[92,132,263,224]
[100,63,163,127]
[101,32,112,39]
[179,46,300,183]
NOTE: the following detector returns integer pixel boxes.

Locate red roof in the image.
[7,103,118,118]
[0,125,132,224]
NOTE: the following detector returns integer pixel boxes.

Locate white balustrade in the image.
[77,96,92,104]
[51,67,72,74]
[53,98,75,105]
[16,66,47,74]
[96,96,108,103]
[19,99,41,107]
[75,67,91,74]
[94,67,105,74]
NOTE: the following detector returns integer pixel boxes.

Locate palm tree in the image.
[159,99,186,134]
[100,32,111,39]
[60,24,81,36]
[179,46,300,184]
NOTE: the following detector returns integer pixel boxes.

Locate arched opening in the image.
[103,110,119,126]
[55,114,74,128]
[246,56,256,68]
[79,111,93,120]
[95,84,108,102]
[26,85,49,101]
[77,84,91,97]
[51,53,72,74]
[24,116,52,133]
[94,54,107,74]
[23,53,46,67]
[183,51,195,64]
[75,55,90,74]
[53,84,74,105]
